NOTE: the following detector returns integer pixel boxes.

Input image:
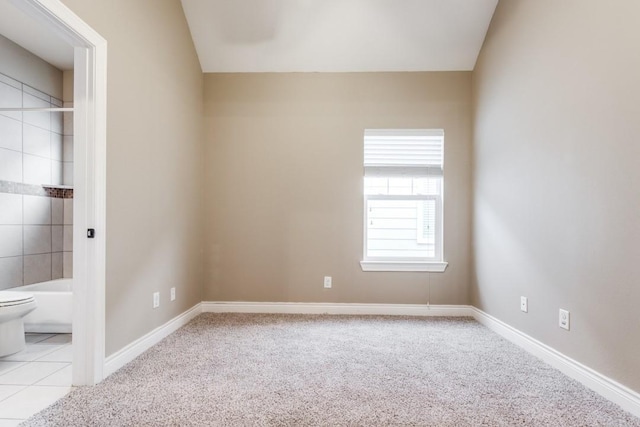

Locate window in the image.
[360,129,448,272]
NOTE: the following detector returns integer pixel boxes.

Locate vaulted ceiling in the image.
[0,0,498,73]
[181,0,499,72]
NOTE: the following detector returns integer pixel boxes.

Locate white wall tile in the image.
[0,148,22,182]
[51,112,63,135]
[52,252,63,280]
[0,257,23,290]
[62,136,73,161]
[63,199,73,225]
[51,226,63,252]
[62,162,73,186]
[0,73,21,89]
[22,111,50,132]
[51,199,63,225]
[23,154,50,185]
[50,133,63,161]
[51,161,63,185]
[63,251,72,278]
[0,82,22,121]
[24,254,51,285]
[0,115,22,151]
[0,193,22,225]
[22,86,50,103]
[0,225,22,257]
[22,124,50,158]
[24,225,51,255]
[62,225,73,252]
[22,94,49,131]
[23,196,51,225]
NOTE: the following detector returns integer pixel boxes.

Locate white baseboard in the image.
[103,303,202,378]
[202,301,473,317]
[471,307,640,419]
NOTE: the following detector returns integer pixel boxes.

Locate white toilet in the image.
[0,292,37,357]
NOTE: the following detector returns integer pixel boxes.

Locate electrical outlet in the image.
[323,276,332,289]
[170,287,176,301]
[559,309,570,330]
[520,296,528,313]
[153,292,160,309]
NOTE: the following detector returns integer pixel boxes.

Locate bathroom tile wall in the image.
[0,72,73,290]
[62,101,73,187]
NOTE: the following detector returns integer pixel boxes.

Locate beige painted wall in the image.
[62,70,73,103]
[204,72,472,304]
[60,0,204,356]
[472,1,640,392]
[0,34,62,99]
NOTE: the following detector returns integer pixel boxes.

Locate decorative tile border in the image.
[44,187,74,199]
[0,180,73,198]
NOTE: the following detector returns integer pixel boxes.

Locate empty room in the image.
[0,0,639,425]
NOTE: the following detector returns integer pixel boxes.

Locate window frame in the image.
[360,129,448,273]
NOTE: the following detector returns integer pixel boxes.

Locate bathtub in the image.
[15,278,73,333]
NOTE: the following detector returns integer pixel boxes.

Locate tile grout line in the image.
[0,362,28,378]
[0,361,70,387]
[26,335,55,345]
[31,362,71,386]
[0,385,27,404]
[0,343,65,365]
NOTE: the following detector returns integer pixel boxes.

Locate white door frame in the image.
[11,0,107,385]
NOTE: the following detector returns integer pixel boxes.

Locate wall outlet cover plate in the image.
[559,309,570,330]
[323,276,332,288]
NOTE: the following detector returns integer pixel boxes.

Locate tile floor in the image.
[0,334,72,426]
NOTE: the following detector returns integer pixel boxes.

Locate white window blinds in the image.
[363,129,444,177]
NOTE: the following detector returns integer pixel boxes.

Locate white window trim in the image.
[360,260,448,272]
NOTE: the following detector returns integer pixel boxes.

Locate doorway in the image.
[0,0,107,387]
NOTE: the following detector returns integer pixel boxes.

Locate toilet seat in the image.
[0,292,36,308]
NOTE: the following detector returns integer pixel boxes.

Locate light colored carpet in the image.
[22,314,640,426]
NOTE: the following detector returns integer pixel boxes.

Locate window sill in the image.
[360,261,448,272]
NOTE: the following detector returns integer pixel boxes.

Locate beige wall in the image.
[0,34,62,99]
[60,0,205,356]
[204,72,472,304]
[472,0,640,392]
[62,70,73,103]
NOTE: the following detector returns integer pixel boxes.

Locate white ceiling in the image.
[181,0,499,73]
[0,0,74,70]
[0,0,498,74]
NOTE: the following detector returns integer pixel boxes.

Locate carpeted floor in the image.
[22,314,640,426]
